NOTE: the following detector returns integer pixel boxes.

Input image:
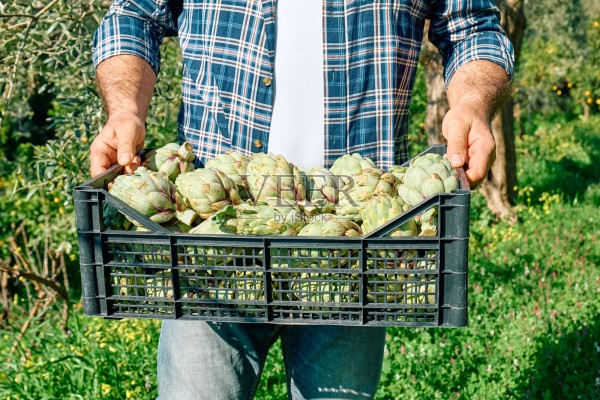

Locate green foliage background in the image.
[0,1,598,399]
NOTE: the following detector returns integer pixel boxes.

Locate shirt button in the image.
[253,139,263,148]
[262,77,272,87]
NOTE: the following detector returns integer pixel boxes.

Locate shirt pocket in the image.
[184,55,232,142]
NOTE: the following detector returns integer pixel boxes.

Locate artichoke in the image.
[415,206,438,236]
[145,271,174,299]
[301,166,339,214]
[272,215,361,288]
[189,205,238,235]
[297,214,361,237]
[388,165,407,183]
[232,270,265,301]
[366,248,432,303]
[359,194,417,236]
[179,274,233,300]
[205,151,251,200]
[103,202,133,230]
[336,168,399,220]
[175,168,242,220]
[330,153,377,187]
[246,153,306,202]
[109,167,195,226]
[405,281,436,307]
[116,268,146,297]
[367,273,408,303]
[235,198,307,236]
[186,206,244,267]
[290,272,358,307]
[142,142,195,181]
[397,153,459,206]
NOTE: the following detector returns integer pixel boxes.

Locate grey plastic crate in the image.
[74,145,470,327]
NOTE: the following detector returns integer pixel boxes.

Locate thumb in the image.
[115,119,143,166]
[442,111,470,169]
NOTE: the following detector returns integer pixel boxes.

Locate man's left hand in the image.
[442,102,496,189]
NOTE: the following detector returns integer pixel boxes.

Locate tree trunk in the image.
[479,0,526,219]
[420,21,449,145]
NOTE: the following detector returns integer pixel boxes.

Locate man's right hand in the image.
[90,112,146,178]
[92,54,157,178]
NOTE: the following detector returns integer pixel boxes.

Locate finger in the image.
[465,141,495,188]
[442,114,471,169]
[90,139,117,178]
[116,119,143,166]
[124,156,141,175]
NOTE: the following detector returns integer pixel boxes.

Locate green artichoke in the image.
[142,142,195,181]
[397,153,459,206]
[415,206,438,236]
[102,202,133,230]
[235,198,307,236]
[246,153,306,202]
[336,168,399,220]
[232,270,265,301]
[405,281,436,306]
[290,272,358,307]
[367,273,408,303]
[359,194,417,236]
[109,167,195,226]
[145,272,174,299]
[116,268,146,297]
[388,165,407,183]
[297,214,361,237]
[301,166,339,214]
[180,274,233,300]
[175,168,242,220]
[271,215,361,278]
[186,206,245,267]
[189,205,238,235]
[330,153,377,187]
[205,151,251,200]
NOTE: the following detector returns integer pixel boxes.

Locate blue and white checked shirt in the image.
[93,0,514,168]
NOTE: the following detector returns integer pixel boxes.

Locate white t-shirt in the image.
[268,0,325,168]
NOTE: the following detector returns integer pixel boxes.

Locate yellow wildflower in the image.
[101,383,112,396]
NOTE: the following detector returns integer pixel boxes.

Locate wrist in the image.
[106,110,146,124]
[450,100,491,124]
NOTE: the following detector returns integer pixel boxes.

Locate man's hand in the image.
[442,102,496,188]
[90,112,146,178]
[446,60,511,188]
[92,55,157,178]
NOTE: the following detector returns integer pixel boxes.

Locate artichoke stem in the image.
[176,209,198,226]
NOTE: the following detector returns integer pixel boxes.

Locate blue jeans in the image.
[157,321,386,400]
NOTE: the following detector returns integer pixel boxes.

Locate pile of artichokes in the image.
[107,142,460,307]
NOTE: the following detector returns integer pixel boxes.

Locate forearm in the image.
[90,55,155,177]
[447,60,511,121]
[97,55,157,119]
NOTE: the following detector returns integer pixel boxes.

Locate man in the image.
[91,1,514,399]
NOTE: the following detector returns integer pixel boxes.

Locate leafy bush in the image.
[517,115,600,203]
[516,1,600,118]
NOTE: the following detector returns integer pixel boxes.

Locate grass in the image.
[1,117,599,399]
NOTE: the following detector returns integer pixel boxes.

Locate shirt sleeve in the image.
[428,0,515,87]
[92,0,179,75]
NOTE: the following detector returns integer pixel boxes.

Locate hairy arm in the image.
[443,60,511,187]
[90,55,156,177]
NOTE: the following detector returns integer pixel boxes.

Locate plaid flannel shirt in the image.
[93,0,514,168]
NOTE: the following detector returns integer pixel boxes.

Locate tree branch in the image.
[0,264,69,305]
